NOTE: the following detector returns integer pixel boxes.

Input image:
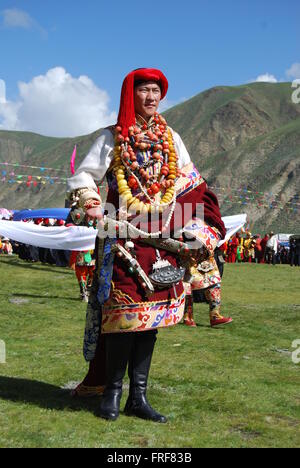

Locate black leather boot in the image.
[124,330,167,423]
[98,333,133,421]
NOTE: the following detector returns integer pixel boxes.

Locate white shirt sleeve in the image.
[170,128,191,169]
[67,128,114,192]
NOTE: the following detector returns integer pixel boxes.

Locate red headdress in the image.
[117,68,168,137]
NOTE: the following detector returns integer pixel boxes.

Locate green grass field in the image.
[0,255,299,448]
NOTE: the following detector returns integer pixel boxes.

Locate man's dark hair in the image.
[134,79,162,92]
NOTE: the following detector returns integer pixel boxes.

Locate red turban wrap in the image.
[117,68,168,137]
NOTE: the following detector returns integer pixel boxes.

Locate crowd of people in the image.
[222,231,299,266]
[1,222,299,274]
[0,217,70,266]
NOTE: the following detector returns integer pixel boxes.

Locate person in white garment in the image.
[266,232,278,265]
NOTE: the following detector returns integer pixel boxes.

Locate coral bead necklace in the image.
[114,113,181,214]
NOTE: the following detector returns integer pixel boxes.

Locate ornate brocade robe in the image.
[67,125,225,360]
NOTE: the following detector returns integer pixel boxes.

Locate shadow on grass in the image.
[0,376,100,415]
[0,257,72,276]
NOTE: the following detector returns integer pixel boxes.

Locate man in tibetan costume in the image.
[243,232,256,263]
[71,250,96,302]
[67,68,227,423]
[227,234,239,264]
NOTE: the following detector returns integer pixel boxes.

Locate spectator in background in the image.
[216,243,227,277]
[50,219,70,267]
[243,232,256,263]
[295,239,300,267]
[220,240,228,262]
[2,238,13,255]
[254,235,262,263]
[265,232,278,265]
[73,250,96,302]
[260,233,269,264]
[227,234,239,263]
[290,239,296,266]
[236,242,244,262]
[278,246,289,264]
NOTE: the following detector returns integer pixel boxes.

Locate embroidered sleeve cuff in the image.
[79,190,102,209]
[68,187,101,210]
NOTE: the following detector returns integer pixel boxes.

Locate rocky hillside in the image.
[0,129,103,210]
[164,82,300,234]
[0,82,299,234]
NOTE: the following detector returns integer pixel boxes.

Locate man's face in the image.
[134,81,161,120]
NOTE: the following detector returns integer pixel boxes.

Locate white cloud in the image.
[2,8,34,29]
[0,68,117,137]
[0,79,6,103]
[1,8,47,38]
[250,63,300,84]
[0,79,21,129]
[255,73,278,83]
[286,63,300,80]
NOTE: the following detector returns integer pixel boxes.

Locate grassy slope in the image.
[0,256,299,448]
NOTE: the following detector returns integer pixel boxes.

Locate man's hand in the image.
[85,206,104,227]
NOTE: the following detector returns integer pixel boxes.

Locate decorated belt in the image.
[111,241,186,297]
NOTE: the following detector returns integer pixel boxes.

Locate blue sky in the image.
[0,0,299,136]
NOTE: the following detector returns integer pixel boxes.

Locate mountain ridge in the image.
[0,81,299,234]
